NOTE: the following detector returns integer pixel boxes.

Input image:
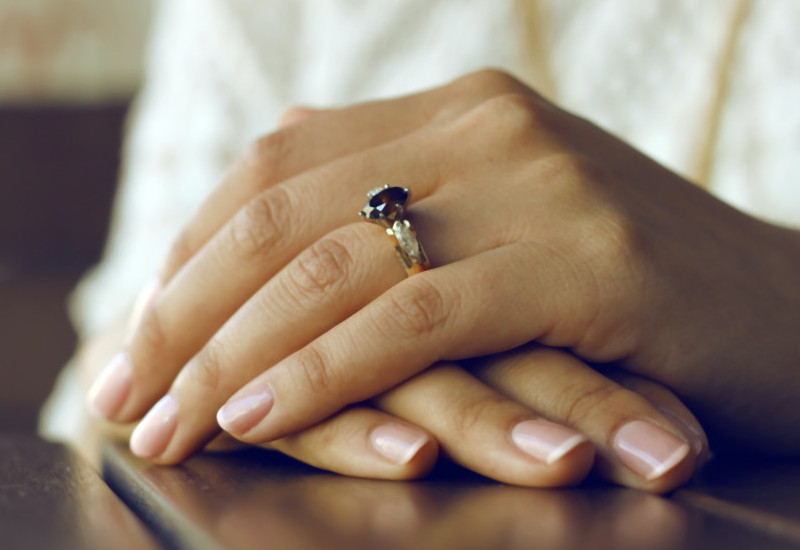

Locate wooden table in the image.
[4,434,800,549]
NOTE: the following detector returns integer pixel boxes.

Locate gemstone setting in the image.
[393,220,421,261]
[360,185,410,227]
[359,185,430,275]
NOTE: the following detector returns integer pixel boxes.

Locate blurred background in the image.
[0,0,151,430]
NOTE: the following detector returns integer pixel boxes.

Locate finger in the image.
[609,370,709,465]
[373,363,594,487]
[158,69,534,283]
[469,346,700,493]
[124,223,403,462]
[124,176,535,461]
[94,127,443,424]
[214,243,580,443]
[266,407,438,480]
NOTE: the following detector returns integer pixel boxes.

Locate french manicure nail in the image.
[126,276,162,344]
[87,352,132,419]
[130,394,179,458]
[614,420,690,480]
[217,384,275,436]
[370,424,429,464]
[657,407,705,456]
[511,419,588,464]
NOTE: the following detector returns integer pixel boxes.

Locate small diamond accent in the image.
[393,221,420,260]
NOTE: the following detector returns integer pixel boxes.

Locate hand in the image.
[80,321,706,492]
[265,345,707,493]
[87,69,800,470]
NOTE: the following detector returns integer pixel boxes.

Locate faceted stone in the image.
[361,186,409,223]
[393,220,420,260]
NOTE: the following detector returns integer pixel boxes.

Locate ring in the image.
[359,185,431,276]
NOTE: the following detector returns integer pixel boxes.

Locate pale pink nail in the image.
[370,424,429,464]
[614,420,690,480]
[87,352,132,419]
[130,395,179,458]
[217,384,274,436]
[657,407,705,456]
[511,420,588,464]
[126,276,162,345]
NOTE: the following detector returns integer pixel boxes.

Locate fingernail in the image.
[657,407,705,456]
[126,276,162,344]
[614,420,690,480]
[217,384,275,436]
[370,424,429,464]
[130,395,179,458]
[87,352,132,419]
[511,419,588,464]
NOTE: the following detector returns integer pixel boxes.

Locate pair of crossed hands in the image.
[84,69,800,493]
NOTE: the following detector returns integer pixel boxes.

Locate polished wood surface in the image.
[102,443,800,550]
[0,435,160,550]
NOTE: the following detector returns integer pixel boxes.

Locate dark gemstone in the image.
[361,186,409,223]
[369,186,408,208]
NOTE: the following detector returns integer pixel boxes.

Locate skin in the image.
[83,69,800,492]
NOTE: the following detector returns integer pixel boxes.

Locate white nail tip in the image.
[545,434,588,465]
[644,443,690,481]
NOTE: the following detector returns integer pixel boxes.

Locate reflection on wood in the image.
[675,456,800,545]
[103,443,800,550]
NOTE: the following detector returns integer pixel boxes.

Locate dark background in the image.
[0,103,127,431]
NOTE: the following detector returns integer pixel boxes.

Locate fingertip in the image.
[277,106,319,128]
[87,352,132,420]
[216,384,275,440]
[531,438,596,488]
[369,423,438,479]
[605,420,697,494]
[508,419,595,487]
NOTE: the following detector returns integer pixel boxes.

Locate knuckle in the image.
[482,93,546,137]
[559,384,626,427]
[455,68,524,97]
[244,131,290,178]
[448,395,508,437]
[293,346,338,395]
[289,233,354,303]
[450,93,546,149]
[133,306,169,362]
[227,186,293,264]
[184,340,230,395]
[384,278,453,340]
[163,230,197,278]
